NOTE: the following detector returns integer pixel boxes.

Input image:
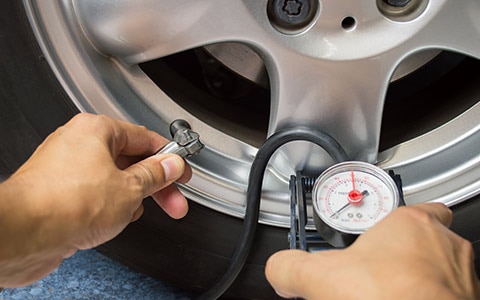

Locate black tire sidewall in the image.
[0,1,77,175]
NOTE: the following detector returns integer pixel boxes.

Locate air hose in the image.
[197,126,348,300]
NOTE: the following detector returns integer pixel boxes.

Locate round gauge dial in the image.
[312,161,400,235]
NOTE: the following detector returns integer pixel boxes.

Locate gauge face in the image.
[312,161,400,235]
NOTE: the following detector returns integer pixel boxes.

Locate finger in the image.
[265,250,311,299]
[177,160,193,184]
[66,113,169,157]
[108,119,169,157]
[152,184,189,219]
[411,202,453,227]
[116,155,193,184]
[124,154,185,199]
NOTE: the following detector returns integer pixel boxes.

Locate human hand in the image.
[265,203,480,299]
[0,113,191,286]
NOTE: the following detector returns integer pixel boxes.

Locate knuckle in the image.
[71,112,96,124]
[137,124,149,132]
[90,114,111,129]
[125,172,147,198]
[405,207,435,224]
[457,237,474,257]
[395,206,436,226]
[413,209,436,225]
[129,163,156,196]
[68,113,112,132]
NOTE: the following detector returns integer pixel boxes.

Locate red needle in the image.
[351,170,356,191]
[348,170,363,205]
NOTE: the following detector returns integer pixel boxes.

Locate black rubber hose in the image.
[197,127,348,300]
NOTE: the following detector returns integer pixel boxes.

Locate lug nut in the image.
[268,0,318,33]
[377,0,428,22]
[383,0,411,7]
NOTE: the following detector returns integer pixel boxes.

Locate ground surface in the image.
[0,249,192,299]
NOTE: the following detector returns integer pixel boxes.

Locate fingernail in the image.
[161,155,184,181]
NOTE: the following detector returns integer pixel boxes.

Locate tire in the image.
[2,1,480,300]
[0,2,76,176]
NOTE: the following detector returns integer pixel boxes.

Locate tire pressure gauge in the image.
[312,161,403,247]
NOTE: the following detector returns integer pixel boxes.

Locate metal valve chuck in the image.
[155,119,204,158]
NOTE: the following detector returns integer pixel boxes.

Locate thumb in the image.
[125,153,185,199]
[265,250,311,299]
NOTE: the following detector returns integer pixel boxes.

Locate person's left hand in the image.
[0,113,192,287]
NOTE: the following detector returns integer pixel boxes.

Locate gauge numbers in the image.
[312,161,400,235]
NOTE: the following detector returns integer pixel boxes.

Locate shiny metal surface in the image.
[204,43,440,87]
[24,0,480,227]
[156,126,204,158]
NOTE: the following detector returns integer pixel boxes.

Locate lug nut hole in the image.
[341,16,356,31]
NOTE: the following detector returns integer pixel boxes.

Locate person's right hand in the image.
[266,203,480,299]
[0,113,192,287]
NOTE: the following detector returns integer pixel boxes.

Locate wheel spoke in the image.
[73,0,265,64]
[412,0,480,59]
[266,53,397,163]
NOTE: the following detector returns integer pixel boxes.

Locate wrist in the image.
[0,175,76,287]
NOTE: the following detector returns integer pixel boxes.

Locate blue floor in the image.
[0,249,193,299]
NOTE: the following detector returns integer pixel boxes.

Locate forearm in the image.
[0,176,75,287]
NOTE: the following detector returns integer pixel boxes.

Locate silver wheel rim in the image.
[24,0,480,228]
